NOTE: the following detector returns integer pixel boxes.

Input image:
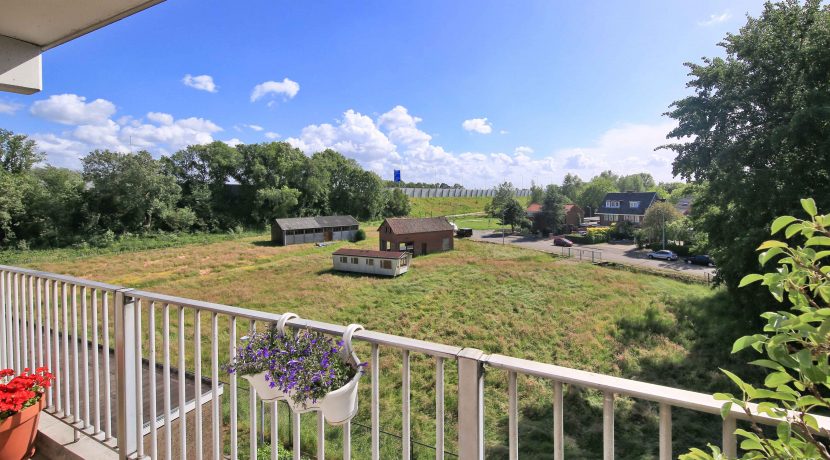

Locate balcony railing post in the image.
[457,348,485,460]
[114,288,137,460]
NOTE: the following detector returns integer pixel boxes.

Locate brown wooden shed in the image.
[378,217,454,256]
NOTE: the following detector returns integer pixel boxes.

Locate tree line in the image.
[0,130,411,249]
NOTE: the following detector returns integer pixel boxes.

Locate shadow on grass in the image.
[486,290,762,459]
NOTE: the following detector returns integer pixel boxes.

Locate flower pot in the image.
[242,372,287,402]
[319,370,361,425]
[0,397,45,460]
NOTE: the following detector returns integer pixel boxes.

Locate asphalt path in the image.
[469,230,716,280]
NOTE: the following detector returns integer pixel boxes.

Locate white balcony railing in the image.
[1,264,828,460]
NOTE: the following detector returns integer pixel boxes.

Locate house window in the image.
[381,260,392,269]
[367,259,374,266]
[340,256,348,263]
[351,257,359,264]
[629,201,640,209]
[606,200,620,208]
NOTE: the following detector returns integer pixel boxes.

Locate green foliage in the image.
[642,201,683,243]
[663,0,830,308]
[529,181,545,204]
[499,197,530,232]
[617,173,655,193]
[0,128,43,174]
[535,185,567,234]
[352,228,366,242]
[487,182,517,217]
[577,177,617,213]
[561,173,585,202]
[610,221,636,240]
[383,188,411,217]
[681,199,830,460]
[566,226,611,244]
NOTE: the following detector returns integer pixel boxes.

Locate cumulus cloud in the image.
[224,138,244,147]
[31,94,116,125]
[286,105,678,187]
[27,94,223,168]
[0,100,22,115]
[698,10,731,26]
[462,117,493,134]
[251,78,300,102]
[265,131,281,140]
[182,74,218,93]
[246,124,264,131]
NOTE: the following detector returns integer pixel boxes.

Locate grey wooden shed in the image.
[271,215,359,245]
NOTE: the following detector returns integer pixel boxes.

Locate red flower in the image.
[0,366,55,419]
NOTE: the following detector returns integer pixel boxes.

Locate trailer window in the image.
[381,260,392,269]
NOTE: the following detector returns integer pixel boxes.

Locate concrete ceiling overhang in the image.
[0,0,165,94]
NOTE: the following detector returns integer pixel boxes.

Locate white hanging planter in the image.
[242,371,287,402]
[284,323,364,424]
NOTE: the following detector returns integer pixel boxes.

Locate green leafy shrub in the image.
[681,198,830,459]
[353,228,366,242]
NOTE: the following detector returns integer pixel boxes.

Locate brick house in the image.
[595,191,658,226]
[378,217,454,256]
[526,203,584,231]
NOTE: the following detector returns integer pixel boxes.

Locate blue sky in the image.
[0,0,763,187]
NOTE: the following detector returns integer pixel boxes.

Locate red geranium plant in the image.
[0,367,54,420]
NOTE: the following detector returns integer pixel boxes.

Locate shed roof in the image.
[380,217,454,235]
[333,248,407,259]
[596,192,658,216]
[274,215,358,231]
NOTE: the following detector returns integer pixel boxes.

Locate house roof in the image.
[526,203,542,213]
[274,215,358,231]
[333,248,407,259]
[564,204,580,212]
[595,192,658,216]
[379,217,454,234]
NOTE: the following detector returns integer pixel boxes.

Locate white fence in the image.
[1,264,827,460]
[391,188,532,198]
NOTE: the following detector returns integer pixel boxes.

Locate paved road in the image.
[469,230,716,280]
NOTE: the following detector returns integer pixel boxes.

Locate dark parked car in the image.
[455,228,473,238]
[685,254,715,266]
[553,237,573,247]
[647,250,678,261]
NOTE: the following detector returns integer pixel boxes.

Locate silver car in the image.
[648,250,678,261]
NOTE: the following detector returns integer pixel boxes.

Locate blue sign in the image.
[394,170,401,182]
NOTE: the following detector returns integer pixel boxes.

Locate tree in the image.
[662,0,830,308]
[0,129,43,174]
[255,186,301,222]
[499,198,528,232]
[82,150,182,233]
[536,185,567,235]
[682,200,830,460]
[529,181,545,204]
[560,173,584,202]
[641,201,682,244]
[487,182,517,217]
[617,173,655,192]
[577,177,616,215]
[21,167,86,246]
[383,188,411,217]
[0,171,27,246]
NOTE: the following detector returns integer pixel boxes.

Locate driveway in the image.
[469,230,716,280]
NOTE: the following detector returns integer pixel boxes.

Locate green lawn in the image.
[408,196,531,218]
[4,231,749,458]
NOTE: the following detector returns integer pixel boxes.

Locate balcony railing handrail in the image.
[485,353,830,430]
[0,264,122,291]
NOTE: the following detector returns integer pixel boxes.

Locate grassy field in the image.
[2,226,754,459]
[408,196,531,218]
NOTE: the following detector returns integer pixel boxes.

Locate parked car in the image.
[577,229,588,236]
[647,250,678,261]
[553,237,573,247]
[455,228,473,238]
[684,254,715,266]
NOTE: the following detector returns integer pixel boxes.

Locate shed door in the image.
[324,229,333,241]
[421,243,427,255]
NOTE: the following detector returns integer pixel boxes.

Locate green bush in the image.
[352,228,366,242]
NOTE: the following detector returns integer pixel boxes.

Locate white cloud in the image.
[182,74,218,93]
[30,94,116,125]
[245,124,264,131]
[698,10,731,26]
[224,138,244,147]
[251,78,300,102]
[286,105,678,188]
[462,117,493,134]
[27,94,223,168]
[0,100,22,115]
[265,131,281,140]
[499,129,509,135]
